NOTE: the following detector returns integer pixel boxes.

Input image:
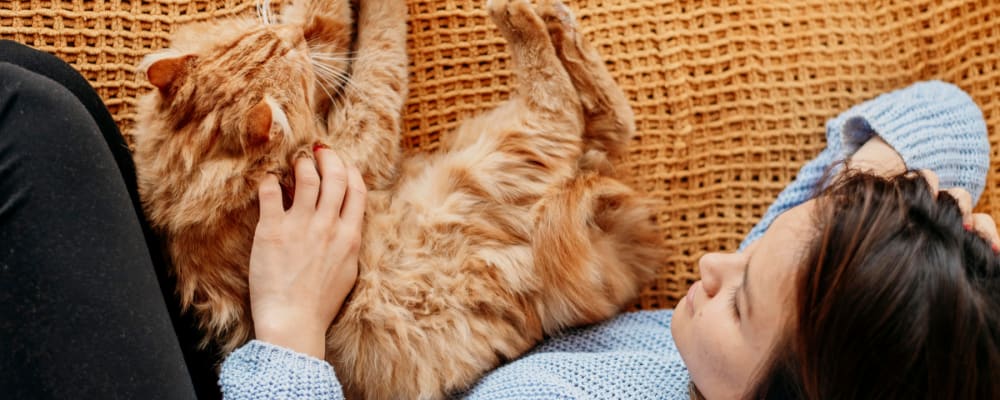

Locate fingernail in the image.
[313,143,328,152]
[992,243,999,254]
[964,223,973,231]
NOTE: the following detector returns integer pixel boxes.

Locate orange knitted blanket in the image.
[3,0,998,309]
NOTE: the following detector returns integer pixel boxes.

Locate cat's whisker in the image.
[314,65,351,102]
[311,62,344,83]
[312,61,348,80]
[255,0,275,25]
[319,69,360,96]
[308,48,355,56]
[309,51,368,96]
[326,68,361,93]
[312,71,340,104]
[310,54,358,63]
[306,43,354,55]
[309,50,355,57]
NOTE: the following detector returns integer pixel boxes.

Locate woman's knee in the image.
[0,61,85,115]
[0,40,79,81]
[0,40,113,119]
[0,62,104,151]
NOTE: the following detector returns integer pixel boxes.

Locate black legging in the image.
[0,40,219,400]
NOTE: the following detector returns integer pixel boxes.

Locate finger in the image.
[340,165,367,231]
[258,174,285,225]
[943,188,974,227]
[971,213,1000,251]
[917,169,939,195]
[316,149,349,221]
[292,156,322,215]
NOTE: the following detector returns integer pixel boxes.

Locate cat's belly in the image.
[327,192,546,398]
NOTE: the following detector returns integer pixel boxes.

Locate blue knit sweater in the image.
[219,81,989,399]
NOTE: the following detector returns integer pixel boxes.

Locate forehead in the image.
[745,201,817,336]
[188,28,305,103]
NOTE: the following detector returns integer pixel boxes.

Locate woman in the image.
[1,39,996,399]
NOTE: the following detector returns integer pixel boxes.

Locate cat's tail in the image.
[531,173,666,333]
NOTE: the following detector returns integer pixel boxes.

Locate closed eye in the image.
[729,285,741,320]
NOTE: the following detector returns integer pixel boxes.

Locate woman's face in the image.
[671,200,817,399]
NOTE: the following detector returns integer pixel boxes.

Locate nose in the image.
[698,252,743,298]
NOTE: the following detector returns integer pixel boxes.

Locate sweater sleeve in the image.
[740,81,990,250]
[461,310,690,399]
[219,340,345,400]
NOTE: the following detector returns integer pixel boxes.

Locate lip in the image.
[685,281,701,316]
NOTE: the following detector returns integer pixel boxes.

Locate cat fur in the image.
[132,0,666,398]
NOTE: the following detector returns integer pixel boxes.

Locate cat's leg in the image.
[325,0,407,191]
[537,0,635,160]
[282,0,354,106]
[525,1,663,332]
[487,0,581,123]
[440,0,585,172]
[531,172,665,333]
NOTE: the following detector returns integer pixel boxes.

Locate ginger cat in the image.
[132,0,666,398]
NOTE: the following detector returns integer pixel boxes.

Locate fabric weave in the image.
[4,0,1000,309]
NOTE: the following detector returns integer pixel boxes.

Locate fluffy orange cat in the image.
[132,0,666,398]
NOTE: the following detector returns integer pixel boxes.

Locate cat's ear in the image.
[145,55,195,95]
[246,99,274,146]
[246,97,290,147]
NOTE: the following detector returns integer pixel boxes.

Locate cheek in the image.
[674,304,746,398]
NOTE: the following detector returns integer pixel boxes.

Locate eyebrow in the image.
[741,253,753,319]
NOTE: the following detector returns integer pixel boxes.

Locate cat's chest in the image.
[359,188,534,266]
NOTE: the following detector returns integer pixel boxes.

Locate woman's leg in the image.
[0,42,210,399]
[0,38,221,400]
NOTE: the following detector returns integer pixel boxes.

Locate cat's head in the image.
[133,5,352,227]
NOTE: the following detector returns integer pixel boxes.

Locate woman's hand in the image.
[918,169,1000,252]
[248,147,366,359]
[847,136,906,178]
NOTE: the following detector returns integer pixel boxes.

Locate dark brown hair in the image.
[747,172,1000,399]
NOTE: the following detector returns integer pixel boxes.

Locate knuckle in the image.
[350,181,368,196]
[974,213,995,225]
[345,234,362,252]
[328,171,348,186]
[323,158,345,174]
[298,173,321,189]
[259,183,282,198]
[329,163,348,179]
[348,168,367,194]
[312,227,333,245]
[946,188,972,206]
[255,228,284,245]
[919,170,939,187]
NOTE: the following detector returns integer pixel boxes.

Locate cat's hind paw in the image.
[487,0,547,42]
[538,0,579,53]
[538,0,576,32]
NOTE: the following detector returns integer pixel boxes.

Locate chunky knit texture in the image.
[740,80,990,250]
[220,81,990,399]
[9,0,1000,310]
[219,340,340,399]
[458,311,688,399]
